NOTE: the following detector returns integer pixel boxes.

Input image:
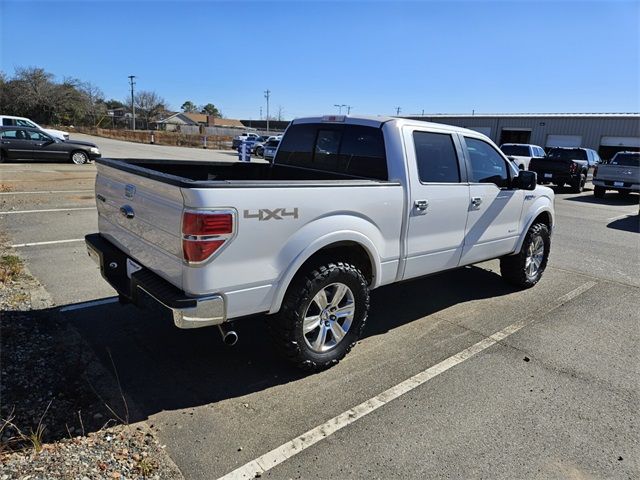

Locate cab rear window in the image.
[275,123,388,180]
[610,153,640,167]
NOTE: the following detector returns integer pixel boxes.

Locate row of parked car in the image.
[232,132,282,161]
[500,143,639,197]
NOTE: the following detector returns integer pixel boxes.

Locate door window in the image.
[27,131,51,141]
[1,129,19,138]
[413,131,460,183]
[2,119,15,126]
[15,119,37,128]
[464,137,510,188]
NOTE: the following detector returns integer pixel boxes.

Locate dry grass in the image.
[0,184,14,193]
[0,255,23,284]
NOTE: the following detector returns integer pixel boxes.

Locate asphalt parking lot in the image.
[1,136,639,479]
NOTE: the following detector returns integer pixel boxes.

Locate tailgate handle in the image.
[120,205,135,219]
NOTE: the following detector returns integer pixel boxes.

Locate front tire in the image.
[71,150,88,165]
[594,186,606,198]
[269,262,369,371]
[500,223,550,288]
[0,150,5,163]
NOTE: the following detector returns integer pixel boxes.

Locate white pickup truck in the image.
[86,115,554,370]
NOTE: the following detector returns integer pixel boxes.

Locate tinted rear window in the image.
[413,131,460,183]
[610,153,640,167]
[500,145,530,157]
[547,148,587,161]
[275,123,388,180]
[266,140,280,147]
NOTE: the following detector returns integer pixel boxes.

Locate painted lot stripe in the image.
[220,281,598,480]
[0,207,95,215]
[11,238,85,248]
[59,297,118,312]
[0,189,94,195]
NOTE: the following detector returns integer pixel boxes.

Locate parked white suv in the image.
[500,143,546,170]
[86,115,554,370]
[0,115,70,141]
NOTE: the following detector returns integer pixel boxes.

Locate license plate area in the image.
[544,173,552,179]
[126,258,143,278]
[614,181,624,187]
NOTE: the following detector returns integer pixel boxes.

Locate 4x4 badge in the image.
[125,184,136,199]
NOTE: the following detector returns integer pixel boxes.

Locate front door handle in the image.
[415,199,429,212]
[471,197,483,208]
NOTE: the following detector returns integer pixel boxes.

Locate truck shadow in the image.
[2,265,514,443]
[70,267,512,417]
[564,193,639,206]
[607,213,640,233]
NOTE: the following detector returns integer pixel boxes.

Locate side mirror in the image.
[513,170,537,190]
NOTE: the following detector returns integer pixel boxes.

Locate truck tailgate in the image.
[596,165,640,183]
[95,163,185,289]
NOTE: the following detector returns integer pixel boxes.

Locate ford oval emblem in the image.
[125,184,136,199]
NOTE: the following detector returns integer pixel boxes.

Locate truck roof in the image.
[291,115,485,137]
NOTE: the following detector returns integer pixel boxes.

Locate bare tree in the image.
[78,81,106,126]
[132,90,166,130]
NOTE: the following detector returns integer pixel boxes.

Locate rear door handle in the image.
[471,197,483,208]
[415,199,429,212]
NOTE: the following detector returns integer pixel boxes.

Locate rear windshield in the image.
[275,123,388,180]
[266,140,280,147]
[610,153,640,167]
[500,145,530,157]
[547,148,587,161]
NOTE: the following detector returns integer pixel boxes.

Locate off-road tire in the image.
[500,223,550,289]
[269,262,369,371]
[594,186,606,198]
[570,174,586,193]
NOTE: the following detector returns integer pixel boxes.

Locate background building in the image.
[405,113,640,159]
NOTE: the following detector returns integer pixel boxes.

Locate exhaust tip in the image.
[223,331,238,346]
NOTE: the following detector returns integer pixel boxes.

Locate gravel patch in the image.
[0,239,183,479]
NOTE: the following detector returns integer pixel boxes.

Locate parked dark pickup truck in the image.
[529,147,600,193]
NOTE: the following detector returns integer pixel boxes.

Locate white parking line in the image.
[59,297,119,312]
[606,213,633,222]
[0,189,94,195]
[220,281,598,480]
[11,238,85,248]
[0,207,95,215]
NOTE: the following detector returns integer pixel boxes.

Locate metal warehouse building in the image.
[405,113,640,160]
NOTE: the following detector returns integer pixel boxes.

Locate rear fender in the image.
[268,215,383,314]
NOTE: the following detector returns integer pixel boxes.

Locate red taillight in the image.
[182,212,232,236]
[182,211,234,263]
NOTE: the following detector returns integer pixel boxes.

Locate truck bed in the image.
[96,158,389,187]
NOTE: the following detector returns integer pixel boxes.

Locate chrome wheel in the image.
[71,151,88,164]
[525,235,545,280]
[302,282,355,353]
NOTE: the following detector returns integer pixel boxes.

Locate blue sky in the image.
[1,1,638,119]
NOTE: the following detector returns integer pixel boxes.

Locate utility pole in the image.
[346,105,352,115]
[395,106,401,116]
[128,75,136,130]
[260,106,263,120]
[334,104,347,114]
[264,89,271,133]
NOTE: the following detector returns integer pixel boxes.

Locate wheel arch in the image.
[513,203,554,254]
[268,234,380,314]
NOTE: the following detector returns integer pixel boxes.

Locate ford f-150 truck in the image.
[592,151,640,198]
[499,143,546,170]
[86,115,554,370]
[529,147,599,193]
